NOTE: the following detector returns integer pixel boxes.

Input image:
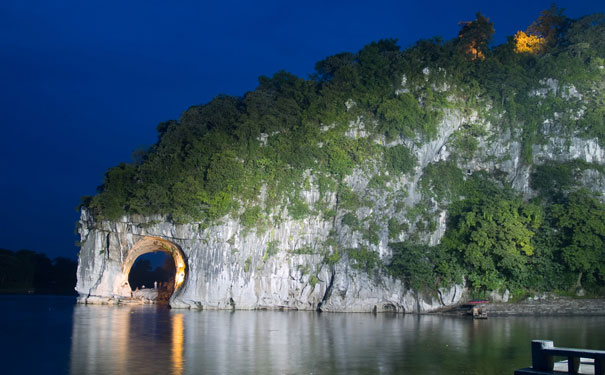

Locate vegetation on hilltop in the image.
[82,8,605,296]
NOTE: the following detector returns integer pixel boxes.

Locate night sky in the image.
[1,0,602,260]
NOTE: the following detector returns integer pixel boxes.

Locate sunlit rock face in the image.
[75,81,605,313]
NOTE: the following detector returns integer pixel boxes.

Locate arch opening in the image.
[122,237,186,304]
[129,252,175,303]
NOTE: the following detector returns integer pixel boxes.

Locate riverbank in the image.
[438,296,605,316]
[486,297,605,316]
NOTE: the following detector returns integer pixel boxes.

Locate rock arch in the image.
[76,234,187,305]
[123,236,187,295]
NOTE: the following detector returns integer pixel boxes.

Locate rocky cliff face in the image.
[76,206,465,312]
[76,73,605,312]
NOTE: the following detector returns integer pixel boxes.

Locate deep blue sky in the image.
[1,0,602,260]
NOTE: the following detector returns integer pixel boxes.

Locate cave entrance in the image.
[123,237,186,304]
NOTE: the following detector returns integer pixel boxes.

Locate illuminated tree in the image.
[457,12,495,61]
[515,4,567,55]
[514,31,547,54]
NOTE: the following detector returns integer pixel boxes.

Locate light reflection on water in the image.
[67,304,605,375]
[172,313,184,375]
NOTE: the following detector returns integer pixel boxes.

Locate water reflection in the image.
[172,313,184,375]
[69,306,605,375]
[70,304,184,374]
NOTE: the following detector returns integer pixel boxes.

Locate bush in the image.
[288,195,310,220]
[388,218,408,240]
[341,213,359,229]
[367,222,381,245]
[347,247,381,271]
[388,242,462,291]
[419,161,465,202]
[384,145,417,176]
[241,206,263,229]
[263,240,280,261]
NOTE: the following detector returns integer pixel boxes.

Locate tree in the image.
[0,249,77,293]
[51,257,78,293]
[89,163,137,220]
[314,52,356,82]
[0,249,22,289]
[443,191,542,290]
[388,242,462,291]
[527,4,567,47]
[552,189,605,288]
[514,31,547,54]
[565,13,605,59]
[457,12,495,60]
[515,4,567,55]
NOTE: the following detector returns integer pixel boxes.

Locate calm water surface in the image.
[1,295,604,374]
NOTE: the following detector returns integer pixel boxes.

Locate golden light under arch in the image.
[123,236,187,293]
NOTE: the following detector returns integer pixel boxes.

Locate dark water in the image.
[1,295,605,374]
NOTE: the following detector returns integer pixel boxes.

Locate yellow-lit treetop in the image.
[514,4,566,55]
[514,31,547,54]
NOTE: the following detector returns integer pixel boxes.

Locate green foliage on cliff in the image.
[85,12,603,224]
[388,171,605,294]
[419,160,465,203]
[531,159,604,198]
[346,247,381,272]
[550,190,605,287]
[83,10,605,295]
[384,145,417,175]
[441,175,543,291]
[240,206,263,229]
[388,242,463,291]
[341,213,360,230]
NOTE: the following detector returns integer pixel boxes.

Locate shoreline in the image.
[437,297,605,317]
[486,297,605,316]
[4,293,605,316]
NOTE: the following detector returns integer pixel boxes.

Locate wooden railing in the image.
[515,340,605,375]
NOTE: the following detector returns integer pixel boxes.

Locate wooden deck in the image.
[515,340,605,375]
[517,358,598,374]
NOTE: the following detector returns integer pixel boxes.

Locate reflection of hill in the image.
[69,305,184,374]
[69,306,605,374]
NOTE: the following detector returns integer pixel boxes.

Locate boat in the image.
[468,300,489,319]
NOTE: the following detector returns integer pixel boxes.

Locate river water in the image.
[1,295,604,374]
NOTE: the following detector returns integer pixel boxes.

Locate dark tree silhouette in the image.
[457,12,495,60]
[0,249,77,294]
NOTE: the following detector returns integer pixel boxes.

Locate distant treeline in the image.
[0,249,77,295]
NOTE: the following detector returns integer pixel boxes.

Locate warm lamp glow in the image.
[175,260,186,287]
[175,271,185,287]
